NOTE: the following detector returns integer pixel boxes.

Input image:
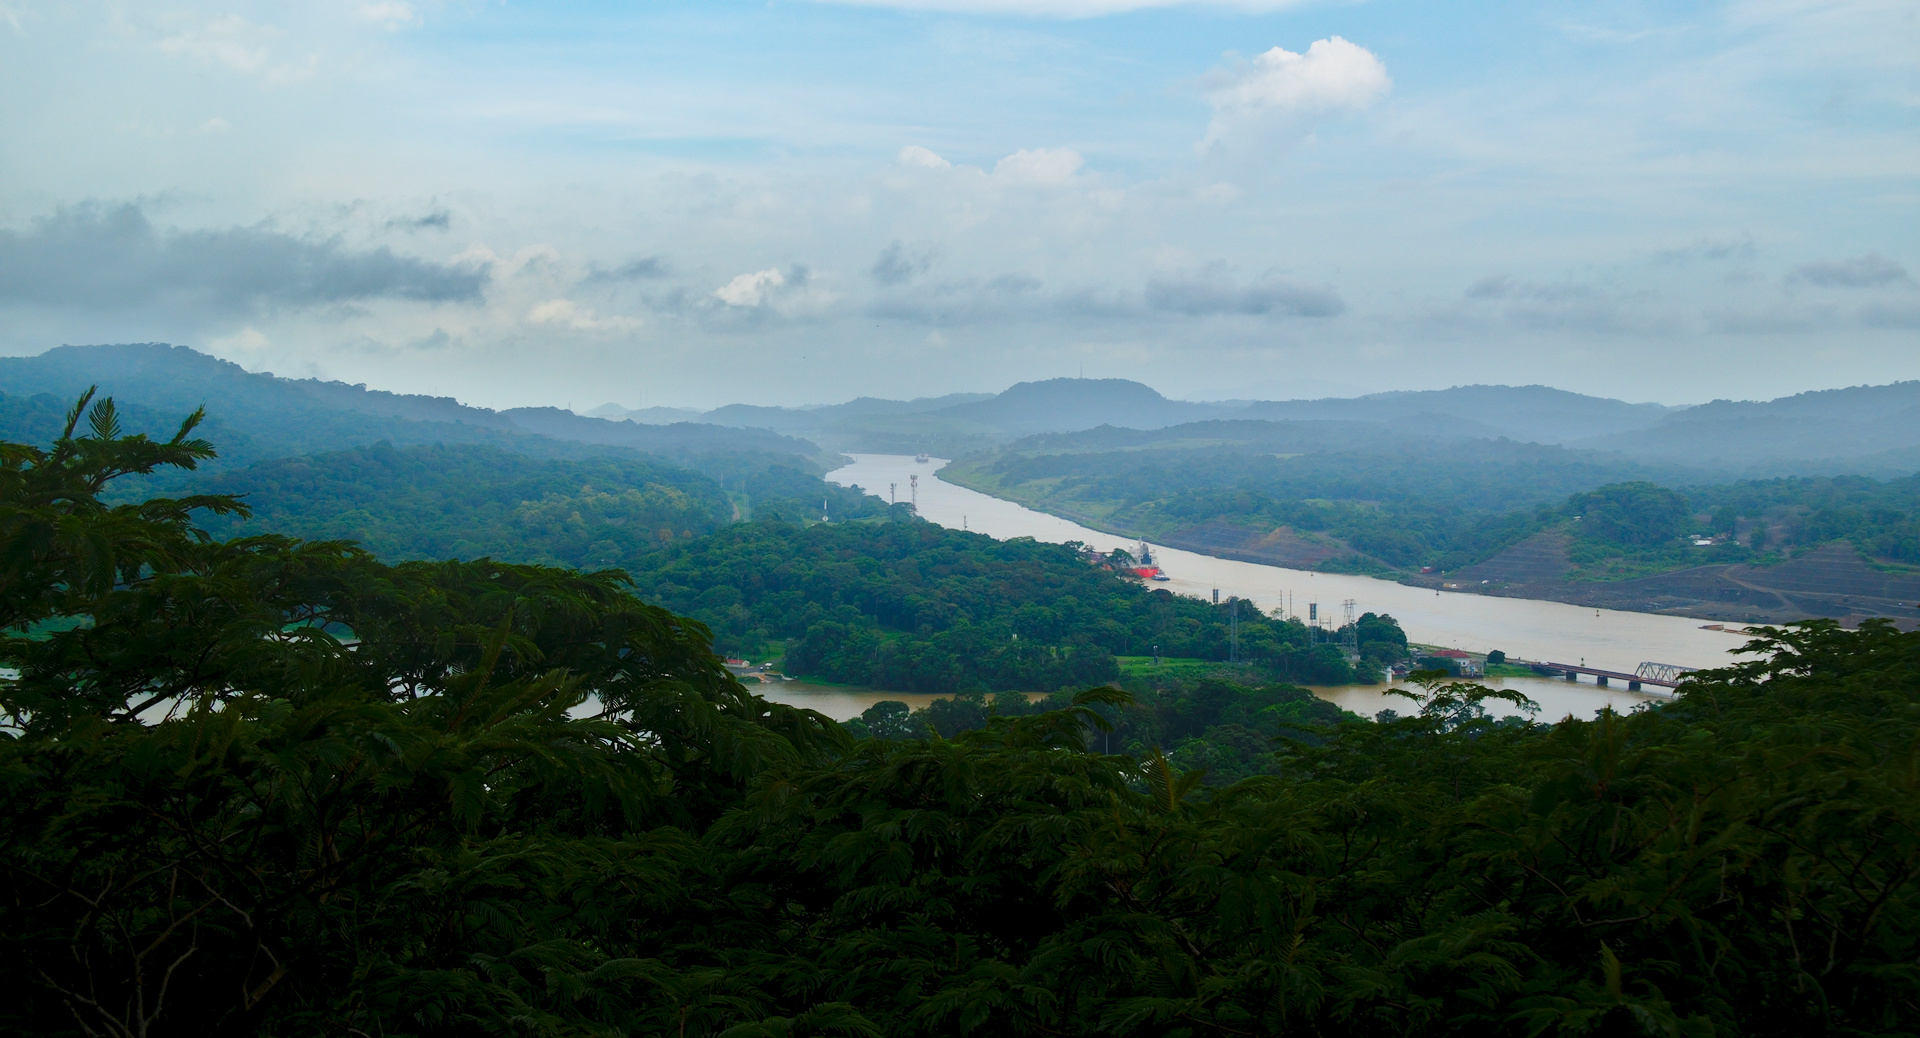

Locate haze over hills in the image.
[6,344,1916,479]
[1581,381,1920,470]
[1241,385,1679,445]
[0,344,833,479]
[597,372,1920,472]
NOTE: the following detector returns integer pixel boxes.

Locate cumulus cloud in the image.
[1201,37,1390,149]
[1789,253,1910,288]
[0,204,487,317]
[871,240,938,285]
[1145,267,1345,317]
[896,145,952,169]
[714,268,789,307]
[994,147,1084,184]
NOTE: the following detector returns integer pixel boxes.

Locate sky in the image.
[0,0,1915,410]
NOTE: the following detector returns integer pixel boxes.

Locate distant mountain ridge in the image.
[664,375,1915,473]
[1243,385,1679,445]
[9,345,1914,478]
[1581,381,1920,468]
[0,344,832,477]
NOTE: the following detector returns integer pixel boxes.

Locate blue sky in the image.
[0,0,1914,409]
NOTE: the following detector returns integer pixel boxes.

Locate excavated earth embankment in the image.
[1414,540,1920,628]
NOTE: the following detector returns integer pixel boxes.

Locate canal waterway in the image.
[754,454,1759,724]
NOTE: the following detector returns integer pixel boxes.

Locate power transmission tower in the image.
[1342,599,1359,661]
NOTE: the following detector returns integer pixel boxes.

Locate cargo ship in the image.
[1130,540,1170,581]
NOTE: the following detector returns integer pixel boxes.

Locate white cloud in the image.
[714,268,787,307]
[194,117,231,134]
[1201,37,1391,148]
[994,147,1083,184]
[896,145,952,169]
[528,298,639,331]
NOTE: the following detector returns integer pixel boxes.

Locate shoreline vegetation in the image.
[939,452,1920,628]
[4,393,1916,1036]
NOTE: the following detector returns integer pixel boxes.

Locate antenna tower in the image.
[909,474,918,513]
[1341,599,1359,661]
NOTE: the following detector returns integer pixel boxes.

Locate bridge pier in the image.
[1628,680,1641,691]
[1596,675,1609,686]
[1565,670,1579,681]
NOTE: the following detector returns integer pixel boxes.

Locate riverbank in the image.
[813,454,1741,721]
[940,458,1920,630]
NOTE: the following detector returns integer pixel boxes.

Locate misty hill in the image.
[668,376,1915,475]
[663,379,1693,457]
[695,391,993,432]
[0,344,831,479]
[500,406,831,465]
[989,418,1488,458]
[1580,381,1920,470]
[584,403,705,424]
[0,343,521,432]
[685,379,1225,453]
[1240,385,1676,444]
[924,378,1220,436]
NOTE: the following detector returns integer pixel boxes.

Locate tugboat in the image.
[914,452,930,464]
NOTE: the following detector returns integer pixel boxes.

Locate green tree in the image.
[1567,481,1691,546]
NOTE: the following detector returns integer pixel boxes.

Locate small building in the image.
[1416,649,1484,678]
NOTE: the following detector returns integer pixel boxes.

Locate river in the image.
[754,454,1757,723]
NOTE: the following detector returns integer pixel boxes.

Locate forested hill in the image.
[188,441,899,570]
[0,343,833,478]
[170,438,1397,691]
[623,520,1402,691]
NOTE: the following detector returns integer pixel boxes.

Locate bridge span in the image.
[1526,660,1697,692]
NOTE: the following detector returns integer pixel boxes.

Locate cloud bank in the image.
[0,205,486,317]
